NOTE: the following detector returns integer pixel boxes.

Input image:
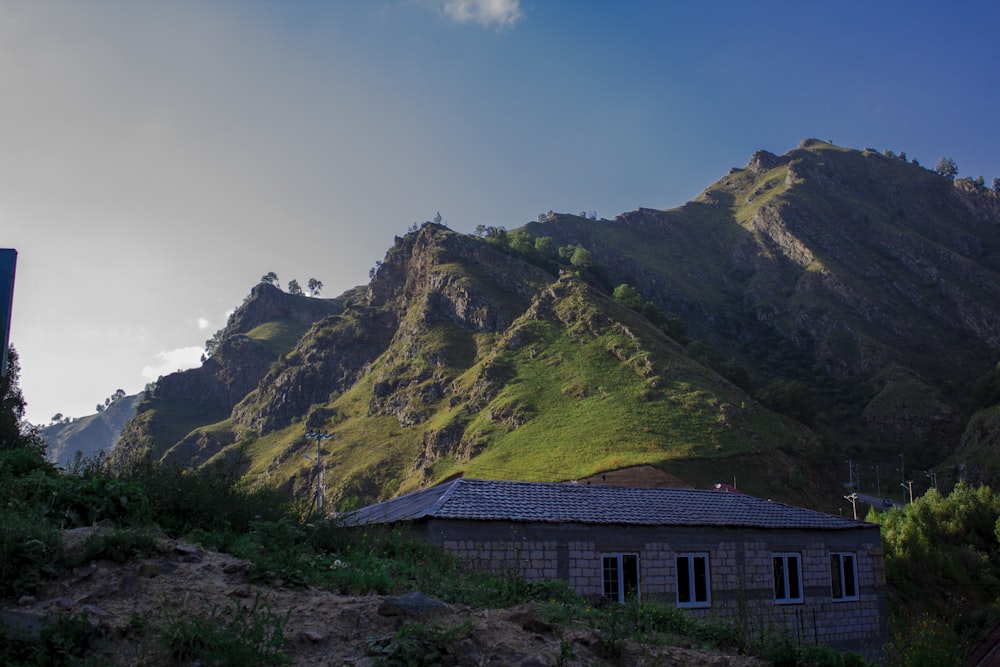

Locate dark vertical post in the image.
[0,249,16,376]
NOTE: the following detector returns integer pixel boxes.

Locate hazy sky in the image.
[3,0,999,425]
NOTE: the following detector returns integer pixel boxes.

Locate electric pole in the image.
[304,430,333,514]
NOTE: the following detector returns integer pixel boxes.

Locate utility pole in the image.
[898,453,906,503]
[901,479,914,505]
[844,492,859,520]
[846,459,855,490]
[925,470,938,489]
[872,464,881,497]
[304,430,332,514]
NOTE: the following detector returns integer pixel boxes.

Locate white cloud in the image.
[141,346,204,381]
[197,317,212,330]
[439,0,521,29]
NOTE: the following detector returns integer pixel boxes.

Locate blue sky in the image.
[3,0,999,425]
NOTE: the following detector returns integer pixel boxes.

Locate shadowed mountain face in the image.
[106,139,1000,510]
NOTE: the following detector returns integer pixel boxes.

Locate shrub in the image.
[158,595,290,666]
[365,620,474,666]
[68,528,159,566]
[0,505,60,596]
[0,612,105,666]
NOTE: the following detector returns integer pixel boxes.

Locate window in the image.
[830,552,858,601]
[676,553,710,607]
[602,553,640,602]
[772,553,803,603]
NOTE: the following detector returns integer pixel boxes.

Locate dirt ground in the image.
[2,528,765,666]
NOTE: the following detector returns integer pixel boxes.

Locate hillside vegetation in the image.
[107,140,1000,517]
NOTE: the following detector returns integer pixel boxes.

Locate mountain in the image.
[112,139,1000,512]
[41,393,142,468]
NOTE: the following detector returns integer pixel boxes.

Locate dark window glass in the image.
[677,555,691,604]
[773,556,786,599]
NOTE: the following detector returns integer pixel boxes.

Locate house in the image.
[345,478,887,659]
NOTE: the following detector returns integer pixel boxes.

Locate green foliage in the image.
[0,505,59,596]
[760,380,817,425]
[884,612,965,667]
[112,456,289,536]
[0,612,105,667]
[159,595,290,666]
[869,483,1000,655]
[204,327,225,358]
[569,245,592,268]
[612,283,643,310]
[366,620,475,666]
[934,156,958,179]
[0,347,39,452]
[68,528,159,566]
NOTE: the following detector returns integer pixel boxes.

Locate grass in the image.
[245,318,309,358]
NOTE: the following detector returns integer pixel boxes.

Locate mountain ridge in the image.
[91,139,1000,513]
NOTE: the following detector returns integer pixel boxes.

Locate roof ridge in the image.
[426,477,465,515]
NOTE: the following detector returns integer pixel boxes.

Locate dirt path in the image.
[3,529,764,666]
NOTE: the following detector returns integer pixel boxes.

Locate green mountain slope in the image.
[114,139,1000,511]
[41,393,141,467]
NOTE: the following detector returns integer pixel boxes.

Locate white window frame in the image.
[676,552,711,608]
[830,552,859,601]
[601,552,640,602]
[772,552,804,604]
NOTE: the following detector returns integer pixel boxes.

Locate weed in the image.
[365,620,474,666]
[0,612,106,666]
[68,527,159,566]
[158,594,290,666]
[0,505,59,596]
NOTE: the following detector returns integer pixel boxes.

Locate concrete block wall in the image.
[429,520,886,658]
[441,539,559,580]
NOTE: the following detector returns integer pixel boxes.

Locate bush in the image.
[365,620,474,666]
[68,528,159,567]
[0,612,105,666]
[114,458,289,536]
[159,595,290,666]
[0,505,60,597]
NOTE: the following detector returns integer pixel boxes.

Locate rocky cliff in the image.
[114,139,1000,508]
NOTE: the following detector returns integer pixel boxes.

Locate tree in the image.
[0,347,32,450]
[533,236,554,255]
[204,328,224,358]
[433,212,442,225]
[307,278,324,297]
[935,157,958,180]
[113,388,126,401]
[508,231,533,254]
[612,284,643,310]
[569,246,593,268]
[287,279,303,296]
[993,177,1000,195]
[260,271,278,286]
[50,413,63,424]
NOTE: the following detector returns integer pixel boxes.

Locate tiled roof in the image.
[343,478,870,531]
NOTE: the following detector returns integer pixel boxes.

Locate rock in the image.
[222,561,250,574]
[377,591,448,617]
[137,560,162,577]
[82,604,112,618]
[301,629,324,643]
